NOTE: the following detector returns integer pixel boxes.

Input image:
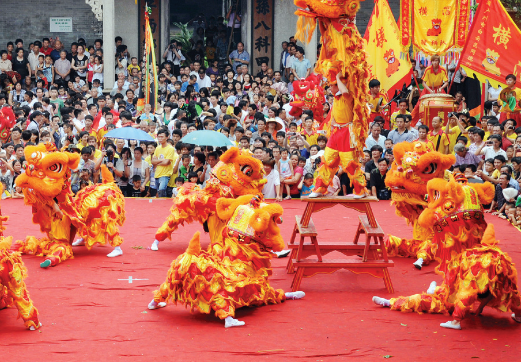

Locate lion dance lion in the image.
[0,185,41,330]
[374,175,521,330]
[148,195,305,328]
[11,143,126,268]
[294,0,369,197]
[151,147,267,250]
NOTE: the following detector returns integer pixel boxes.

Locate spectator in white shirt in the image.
[196,69,212,89]
[262,159,282,201]
[475,134,507,160]
[364,122,386,151]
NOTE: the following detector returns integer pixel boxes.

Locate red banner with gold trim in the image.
[459,0,521,88]
[400,0,412,51]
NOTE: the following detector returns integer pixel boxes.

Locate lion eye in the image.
[241,165,253,177]
[48,163,63,173]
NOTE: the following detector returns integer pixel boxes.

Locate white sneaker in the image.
[151,240,159,251]
[440,321,461,330]
[413,258,423,270]
[107,248,123,258]
[308,192,322,198]
[29,322,42,330]
[372,296,390,307]
[72,238,85,246]
[285,291,305,300]
[225,316,245,328]
[274,250,291,258]
[427,281,437,294]
[512,313,521,323]
[148,300,167,310]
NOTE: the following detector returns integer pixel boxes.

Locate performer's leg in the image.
[40,241,73,268]
[340,151,367,197]
[310,147,340,197]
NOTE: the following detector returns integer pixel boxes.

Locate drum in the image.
[418,94,456,129]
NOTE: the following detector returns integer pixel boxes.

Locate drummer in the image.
[367,79,390,128]
[421,55,448,95]
[498,74,521,124]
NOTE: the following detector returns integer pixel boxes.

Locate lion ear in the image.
[68,153,81,170]
[220,147,239,164]
[445,178,464,205]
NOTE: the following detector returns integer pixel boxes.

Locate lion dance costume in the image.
[289,74,326,129]
[294,0,369,197]
[374,175,521,329]
[11,143,125,268]
[152,147,266,250]
[384,142,455,269]
[0,185,40,330]
[149,195,304,327]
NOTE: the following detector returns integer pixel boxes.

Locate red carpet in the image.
[1,198,520,360]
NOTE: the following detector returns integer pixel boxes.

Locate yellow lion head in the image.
[211,147,267,196]
[15,143,80,206]
[295,0,362,20]
[485,49,499,65]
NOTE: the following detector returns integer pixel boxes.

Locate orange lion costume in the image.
[148,195,304,327]
[374,175,521,330]
[294,0,370,197]
[151,147,267,250]
[11,143,126,268]
[0,185,41,330]
[384,142,455,269]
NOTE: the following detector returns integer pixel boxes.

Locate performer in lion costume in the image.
[294,0,370,198]
[150,147,267,251]
[384,142,455,269]
[0,185,40,330]
[11,143,126,268]
[373,175,521,330]
[289,74,326,129]
[148,195,305,328]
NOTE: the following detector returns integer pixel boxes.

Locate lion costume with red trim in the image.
[0,185,40,330]
[151,195,287,322]
[380,176,521,328]
[289,74,326,129]
[153,147,267,248]
[11,143,125,268]
[384,142,455,268]
[294,0,370,196]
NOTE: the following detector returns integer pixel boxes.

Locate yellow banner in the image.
[364,0,412,96]
[413,0,456,55]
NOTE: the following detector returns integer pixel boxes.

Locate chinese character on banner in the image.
[492,24,511,49]
[255,36,270,52]
[255,21,271,30]
[419,6,427,15]
[251,0,273,74]
[375,27,387,47]
[256,0,270,15]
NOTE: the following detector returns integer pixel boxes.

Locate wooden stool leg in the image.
[291,267,305,291]
[363,233,371,262]
[352,223,362,244]
[382,267,394,293]
[377,236,388,262]
[296,235,305,262]
[289,223,298,245]
[311,236,322,262]
[286,250,295,273]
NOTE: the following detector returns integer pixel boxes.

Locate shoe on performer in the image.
[225,316,245,328]
[372,296,390,307]
[427,281,437,294]
[440,320,462,330]
[285,291,305,300]
[107,246,123,258]
[151,240,159,251]
[72,238,85,246]
[274,250,291,258]
[512,314,521,323]
[148,300,167,310]
[40,260,51,268]
[308,192,323,198]
[413,258,424,270]
[29,322,42,330]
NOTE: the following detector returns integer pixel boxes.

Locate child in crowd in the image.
[179,154,191,181]
[187,172,199,184]
[508,202,521,227]
[278,148,293,200]
[384,139,393,151]
[262,158,281,201]
[129,175,147,197]
[298,173,314,197]
[172,177,184,198]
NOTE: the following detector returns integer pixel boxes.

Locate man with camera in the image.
[95,143,126,188]
[163,40,185,77]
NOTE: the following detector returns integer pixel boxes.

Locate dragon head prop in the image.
[385,142,455,207]
[15,143,80,207]
[289,74,325,125]
[294,0,364,43]
[217,195,285,252]
[211,147,267,196]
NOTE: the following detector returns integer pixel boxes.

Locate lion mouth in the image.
[486,58,496,64]
[434,25,440,29]
[388,57,395,64]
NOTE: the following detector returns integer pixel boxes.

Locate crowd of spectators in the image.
[0,30,520,229]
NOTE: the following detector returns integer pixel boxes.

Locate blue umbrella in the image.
[180,130,235,147]
[104,127,155,142]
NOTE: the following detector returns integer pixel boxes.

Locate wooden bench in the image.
[353,214,388,262]
[291,258,394,293]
